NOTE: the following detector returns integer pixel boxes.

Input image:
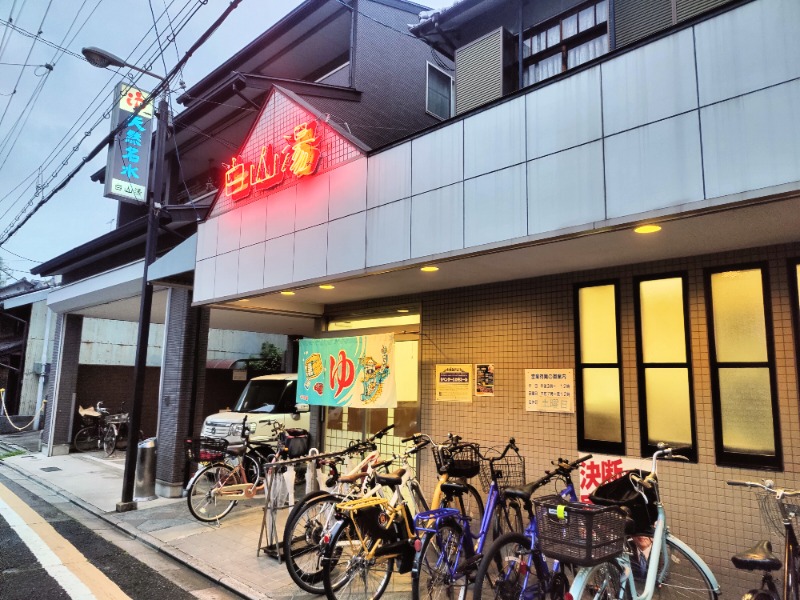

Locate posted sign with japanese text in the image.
[525,369,574,413]
[104,83,154,204]
[576,454,643,502]
[297,334,397,408]
[436,364,472,402]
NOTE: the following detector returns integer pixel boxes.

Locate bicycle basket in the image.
[478,453,526,493]
[336,496,400,543]
[534,495,626,566]
[590,470,658,534]
[432,443,481,478]
[105,412,129,424]
[185,437,228,463]
[760,492,800,538]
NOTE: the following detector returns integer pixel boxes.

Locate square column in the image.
[42,313,83,456]
[155,287,209,497]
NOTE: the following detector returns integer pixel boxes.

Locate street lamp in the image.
[83,46,168,512]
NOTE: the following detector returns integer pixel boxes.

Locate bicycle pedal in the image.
[456,554,483,574]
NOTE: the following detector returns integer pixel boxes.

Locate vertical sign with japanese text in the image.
[525,369,574,413]
[104,83,154,204]
[297,334,397,408]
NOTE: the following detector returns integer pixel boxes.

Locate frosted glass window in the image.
[532,54,562,83]
[563,14,578,38]
[710,270,768,362]
[596,1,608,23]
[567,35,608,69]
[579,285,617,363]
[707,265,780,468]
[640,278,686,363]
[583,368,622,442]
[547,25,561,47]
[644,369,692,446]
[578,7,595,31]
[718,368,775,454]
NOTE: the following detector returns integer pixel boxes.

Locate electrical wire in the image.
[0,0,24,64]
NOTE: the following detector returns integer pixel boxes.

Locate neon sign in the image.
[224,121,322,201]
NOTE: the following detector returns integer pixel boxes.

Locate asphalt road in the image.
[0,469,243,600]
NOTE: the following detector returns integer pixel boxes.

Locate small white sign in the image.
[525,369,574,413]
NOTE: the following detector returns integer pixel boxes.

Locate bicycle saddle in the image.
[440,481,469,496]
[78,405,102,418]
[226,444,246,456]
[375,468,406,487]
[338,471,368,484]
[504,481,538,500]
[732,540,782,572]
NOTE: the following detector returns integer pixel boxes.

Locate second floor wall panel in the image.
[194,0,800,304]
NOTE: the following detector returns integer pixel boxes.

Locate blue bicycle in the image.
[471,454,592,600]
[411,439,531,600]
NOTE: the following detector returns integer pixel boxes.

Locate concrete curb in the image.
[0,455,271,600]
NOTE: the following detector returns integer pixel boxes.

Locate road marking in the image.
[0,482,131,599]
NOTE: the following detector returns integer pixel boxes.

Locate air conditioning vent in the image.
[455,28,515,115]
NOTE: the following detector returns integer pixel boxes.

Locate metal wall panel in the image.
[614,0,673,48]
[464,164,527,248]
[702,79,800,199]
[455,28,505,115]
[195,219,218,260]
[464,96,526,179]
[411,183,464,258]
[329,158,367,220]
[527,141,606,234]
[238,199,267,249]
[215,209,241,255]
[265,186,296,240]
[293,224,328,282]
[411,122,464,196]
[366,199,411,267]
[526,67,602,160]
[605,112,704,218]
[295,171,330,231]
[213,251,240,299]
[263,234,294,289]
[367,143,411,208]
[694,0,800,106]
[677,0,735,22]
[237,243,265,294]
[327,212,367,274]
[601,28,698,136]
[193,258,215,303]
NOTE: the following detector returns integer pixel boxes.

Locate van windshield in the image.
[234,380,296,413]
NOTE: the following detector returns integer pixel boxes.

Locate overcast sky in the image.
[0,0,450,283]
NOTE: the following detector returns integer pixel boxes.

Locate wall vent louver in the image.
[455,28,508,115]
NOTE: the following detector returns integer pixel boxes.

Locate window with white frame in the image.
[522,0,609,86]
[427,62,453,120]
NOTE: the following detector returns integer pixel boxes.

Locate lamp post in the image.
[82,46,168,512]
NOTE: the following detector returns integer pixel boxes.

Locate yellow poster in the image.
[435,364,472,402]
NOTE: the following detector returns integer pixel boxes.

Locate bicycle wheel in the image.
[412,519,466,600]
[283,492,345,594]
[574,561,625,600]
[322,518,394,600]
[493,498,524,540]
[473,532,539,600]
[441,482,484,528]
[103,424,118,456]
[632,535,719,600]
[73,426,100,452]
[186,463,241,522]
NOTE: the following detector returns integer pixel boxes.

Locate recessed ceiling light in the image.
[420,265,439,272]
[280,290,295,296]
[397,309,409,313]
[634,224,662,234]
[320,284,335,290]
[239,298,250,302]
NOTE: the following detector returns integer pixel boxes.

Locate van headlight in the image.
[231,423,244,437]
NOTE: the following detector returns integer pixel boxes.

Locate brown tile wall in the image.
[331,241,800,593]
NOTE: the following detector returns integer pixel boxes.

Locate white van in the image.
[200,373,310,445]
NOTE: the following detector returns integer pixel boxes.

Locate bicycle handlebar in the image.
[368,424,395,441]
[727,480,800,497]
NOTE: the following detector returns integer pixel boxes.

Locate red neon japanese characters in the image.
[224,121,322,201]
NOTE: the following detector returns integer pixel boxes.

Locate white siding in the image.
[464,164,527,247]
[367,142,411,208]
[464,96,526,179]
[366,199,411,266]
[293,224,328,281]
[330,158,368,219]
[412,122,464,195]
[327,212,367,274]
[411,183,464,258]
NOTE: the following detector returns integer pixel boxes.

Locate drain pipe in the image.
[33,305,53,430]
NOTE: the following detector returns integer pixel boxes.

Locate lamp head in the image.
[82,46,127,69]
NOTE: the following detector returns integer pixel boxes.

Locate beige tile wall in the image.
[331,242,800,593]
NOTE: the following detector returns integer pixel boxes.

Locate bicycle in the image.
[474,454,592,600]
[73,402,131,456]
[184,418,284,522]
[567,446,720,600]
[412,438,528,600]
[282,425,398,593]
[727,479,800,600]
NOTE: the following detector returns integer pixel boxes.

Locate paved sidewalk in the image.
[0,433,323,600]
